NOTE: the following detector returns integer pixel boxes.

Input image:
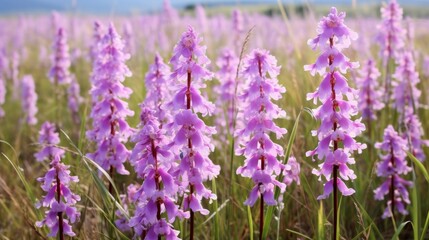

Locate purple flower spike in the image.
[21,75,38,125]
[12,52,20,100]
[214,49,239,141]
[122,21,135,55]
[0,49,7,117]
[377,0,406,65]
[168,26,220,221]
[36,155,81,238]
[356,59,384,120]
[236,49,287,207]
[403,108,429,162]
[129,106,187,239]
[86,23,134,176]
[232,9,243,34]
[0,74,5,118]
[144,53,172,127]
[89,21,103,64]
[35,121,65,162]
[374,125,412,219]
[49,27,71,85]
[305,7,366,200]
[67,75,83,124]
[392,51,421,114]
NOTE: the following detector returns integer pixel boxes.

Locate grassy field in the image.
[0,2,428,239]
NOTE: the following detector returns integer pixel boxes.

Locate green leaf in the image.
[411,171,420,240]
[407,152,429,183]
[286,229,312,240]
[212,179,220,240]
[247,205,254,240]
[391,221,412,240]
[317,201,325,240]
[420,210,429,240]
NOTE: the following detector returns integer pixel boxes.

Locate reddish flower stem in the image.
[150,138,162,240]
[257,58,265,240]
[390,146,395,221]
[329,37,339,240]
[186,69,195,240]
[55,168,64,240]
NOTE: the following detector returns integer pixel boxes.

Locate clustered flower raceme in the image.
[168,26,220,216]
[392,51,421,114]
[390,51,428,161]
[36,155,81,237]
[403,108,429,161]
[144,53,172,127]
[21,75,38,125]
[34,121,65,162]
[86,23,134,176]
[49,27,71,85]
[0,49,6,117]
[122,21,135,55]
[376,0,406,65]
[236,49,287,206]
[232,9,243,35]
[374,125,412,219]
[89,21,103,64]
[11,52,20,100]
[304,7,366,199]
[196,5,208,34]
[129,106,187,239]
[67,75,83,124]
[356,59,384,120]
[214,49,239,142]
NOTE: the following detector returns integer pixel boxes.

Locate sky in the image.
[0,0,426,14]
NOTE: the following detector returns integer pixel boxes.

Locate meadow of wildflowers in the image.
[0,0,429,239]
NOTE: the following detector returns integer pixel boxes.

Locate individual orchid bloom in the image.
[282,156,301,187]
[86,23,134,177]
[49,27,71,85]
[374,125,412,219]
[236,48,287,207]
[21,75,38,125]
[129,106,187,239]
[304,7,365,200]
[356,59,384,120]
[36,155,81,238]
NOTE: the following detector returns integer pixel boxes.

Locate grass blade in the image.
[247,205,254,240]
[407,152,429,183]
[391,221,411,240]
